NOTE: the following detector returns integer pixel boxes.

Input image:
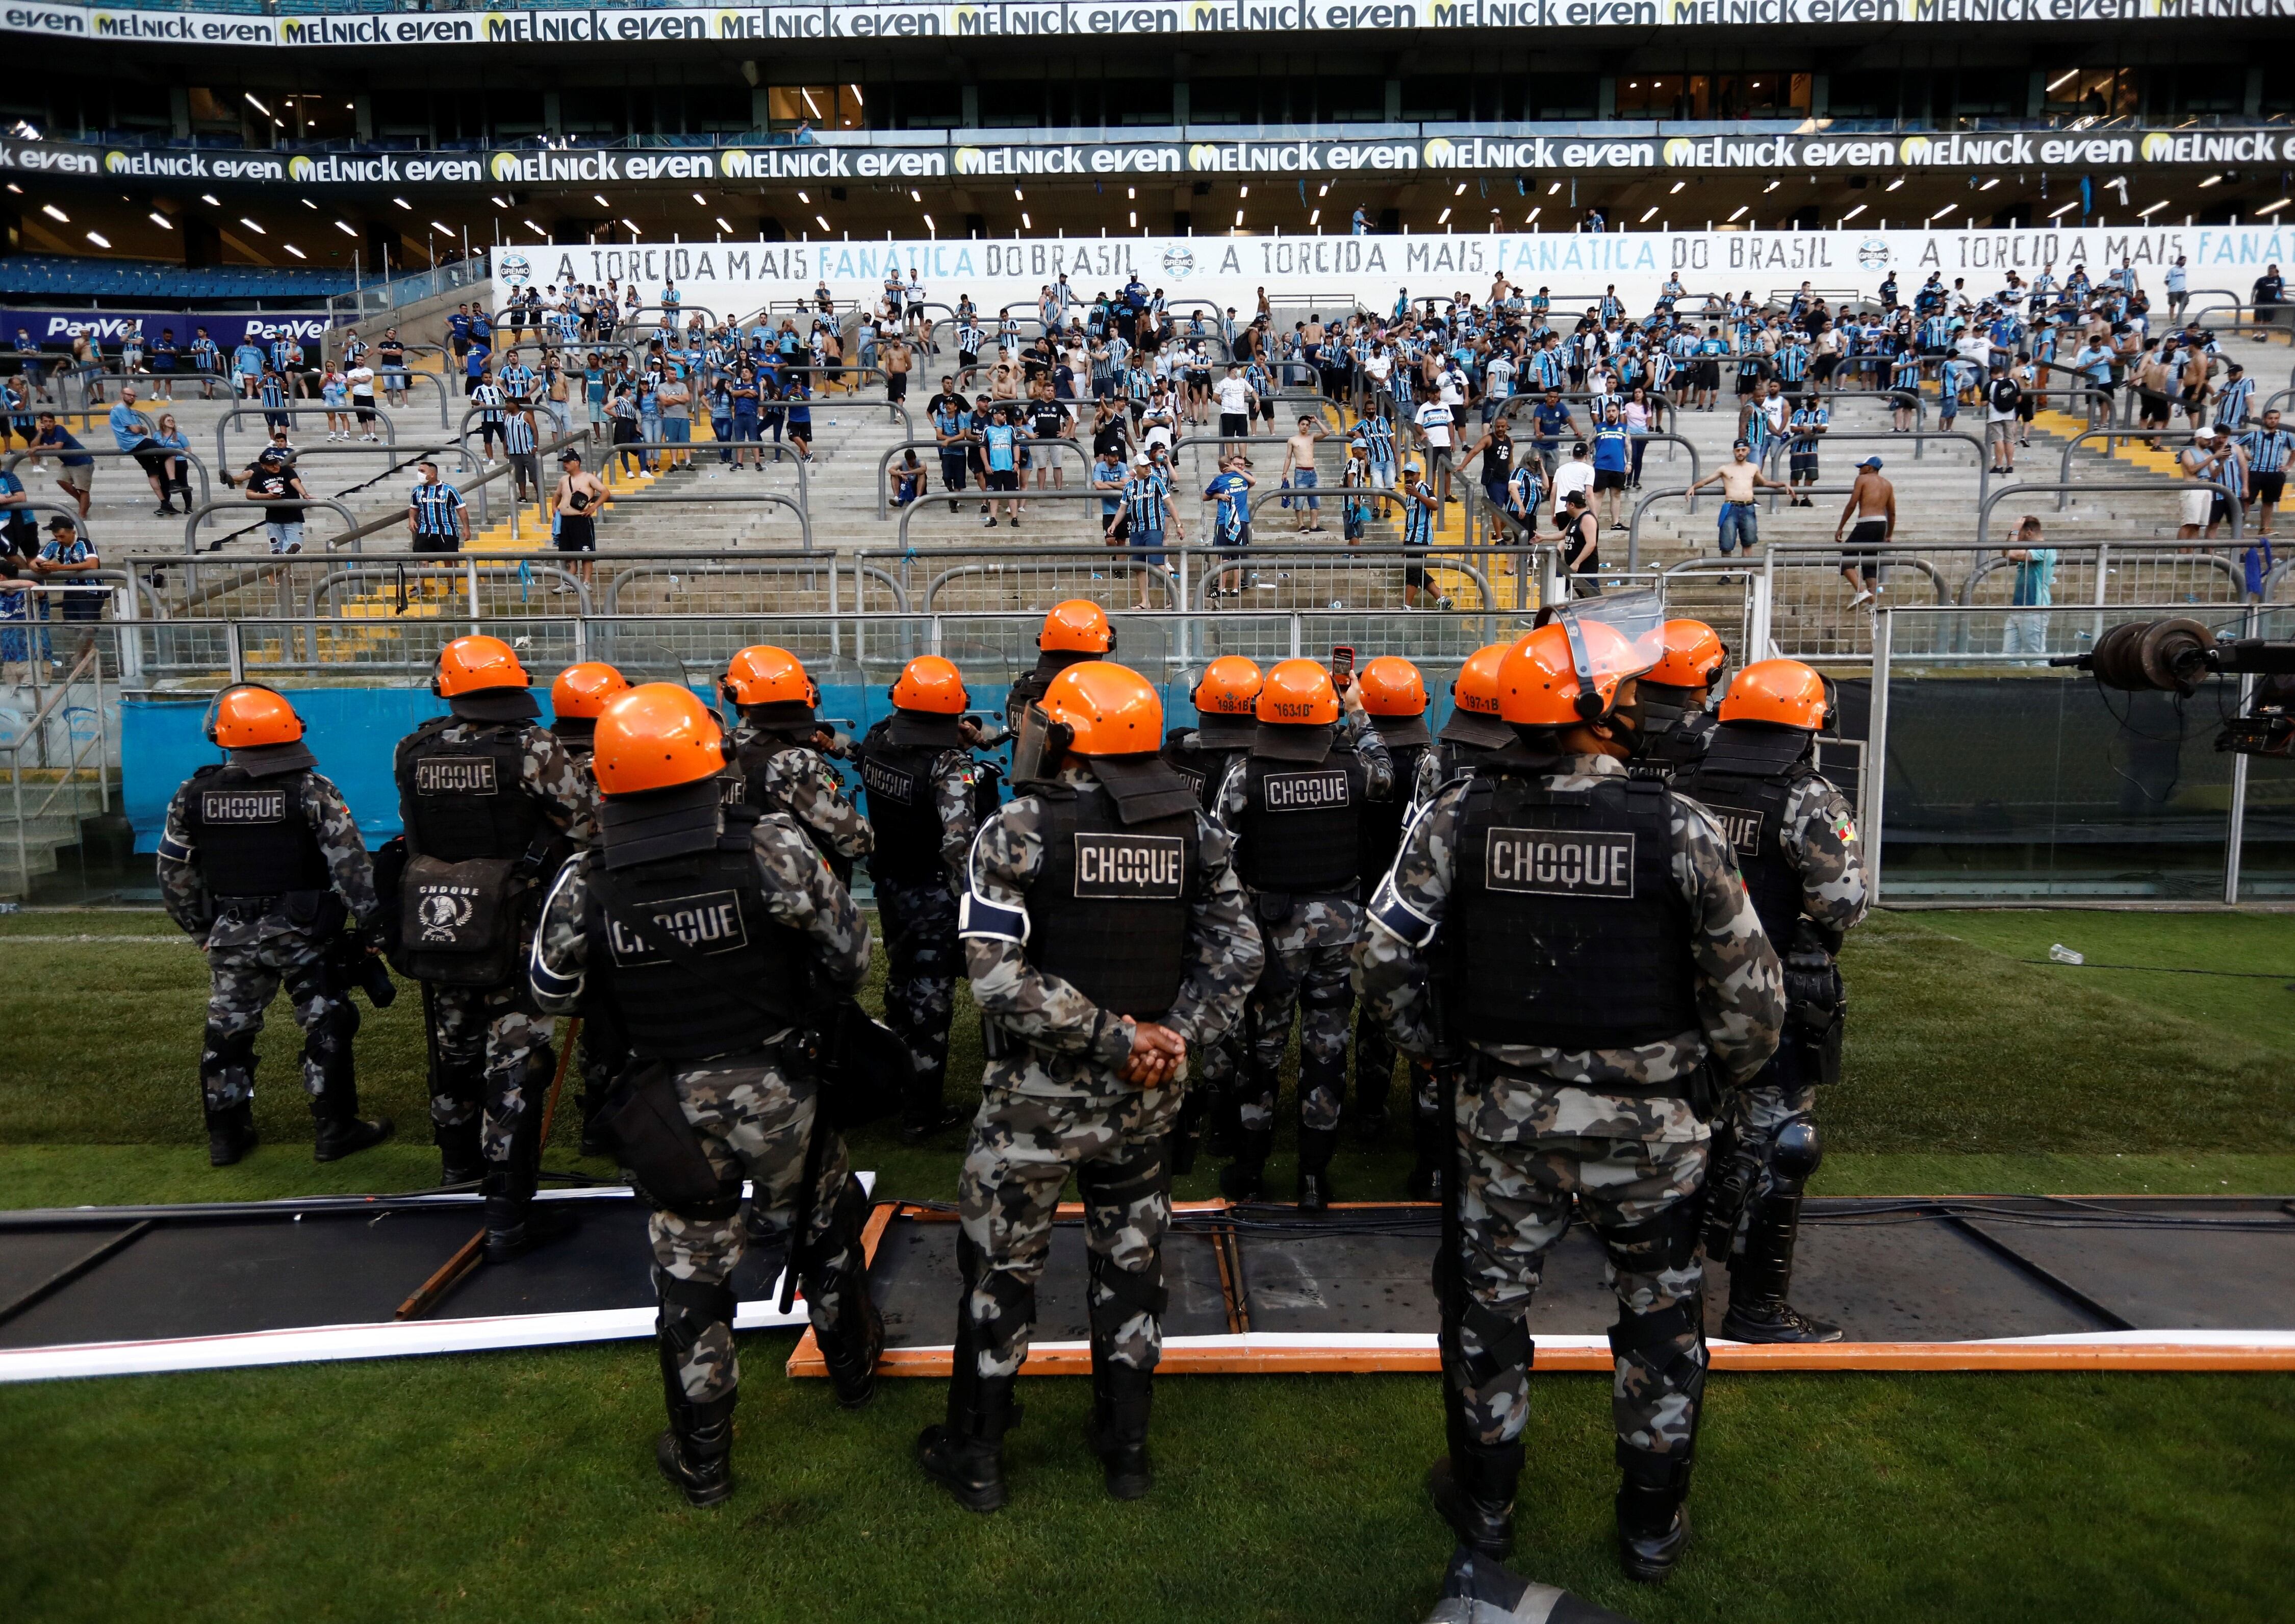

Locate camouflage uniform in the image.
[407,719,596,1174]
[1211,709,1393,1148]
[547,721,624,1151]
[954,765,1262,1383]
[158,759,381,1147]
[1355,749,1782,1547]
[864,736,986,1113]
[529,809,874,1406]
[729,721,874,878]
[1679,761,1868,1337]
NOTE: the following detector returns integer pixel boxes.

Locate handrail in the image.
[585,485,814,553]
[600,558,910,615]
[66,371,233,422]
[1958,548,2241,605]
[897,486,1166,552]
[1757,428,1989,511]
[1978,478,2242,548]
[309,562,594,617]
[599,437,810,509]
[874,437,1092,520]
[2054,423,2231,511]
[183,495,364,557]
[924,560,1180,613]
[3,444,213,513]
[214,402,396,472]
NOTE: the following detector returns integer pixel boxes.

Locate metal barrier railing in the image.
[1757,428,1990,512]
[182,495,364,557]
[64,372,233,421]
[1,640,109,900]
[1977,478,2242,548]
[214,403,396,473]
[4,444,213,514]
[874,437,1094,520]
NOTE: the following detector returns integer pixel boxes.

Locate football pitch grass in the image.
[3,906,2292,1622]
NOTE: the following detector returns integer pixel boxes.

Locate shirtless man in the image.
[882,334,913,407]
[1689,438,1789,567]
[1833,454,1898,608]
[547,447,608,596]
[1281,414,1328,533]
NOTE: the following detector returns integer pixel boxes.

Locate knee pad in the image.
[303,1002,359,1076]
[656,1272,738,1352]
[1770,1117,1822,1192]
[202,1023,257,1074]
[1607,1298,1708,1415]
[956,1230,1037,1334]
[1086,1248,1169,1347]
[795,1173,870,1279]
[1451,1295,1532,1394]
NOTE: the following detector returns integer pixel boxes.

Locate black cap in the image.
[44,514,75,531]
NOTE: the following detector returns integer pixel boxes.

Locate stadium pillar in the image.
[185,216,221,270]
[363,221,395,276]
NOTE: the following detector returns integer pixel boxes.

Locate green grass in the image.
[3,906,2293,1621]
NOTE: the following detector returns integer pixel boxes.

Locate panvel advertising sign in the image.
[1,309,340,351]
[494,225,2295,324]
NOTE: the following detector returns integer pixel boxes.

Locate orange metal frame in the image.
[786,1199,2295,1379]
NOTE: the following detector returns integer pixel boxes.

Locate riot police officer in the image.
[1351,658,1431,1128]
[548,660,631,1156]
[855,655,1000,1143]
[158,684,393,1166]
[1671,658,1867,1343]
[393,636,596,1260]
[720,645,872,885]
[918,661,1262,1511]
[1627,619,1726,784]
[527,683,882,1507]
[1002,598,1115,735]
[1356,616,1784,1585]
[1158,655,1261,1168]
[1430,642,1518,793]
[1211,658,1394,1209]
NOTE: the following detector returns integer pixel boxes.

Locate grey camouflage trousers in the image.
[1452,1110,1709,1467]
[958,1075,1178,1378]
[1241,911,1358,1135]
[876,872,960,1094]
[651,1058,862,1404]
[200,927,350,1113]
[1710,1073,1817,1260]
[428,979,555,1164]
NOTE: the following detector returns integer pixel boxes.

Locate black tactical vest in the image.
[549,718,597,764]
[1358,741,1429,886]
[1003,648,1095,733]
[1672,722,1818,952]
[1447,770,1699,1051]
[584,812,807,1064]
[395,717,546,862]
[1237,741,1367,896]
[183,763,329,899]
[1627,707,1717,786]
[1026,780,1200,1020]
[856,720,961,884]
[1161,725,1252,815]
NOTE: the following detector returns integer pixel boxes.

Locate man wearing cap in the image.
[1690,439,1786,569]
[547,448,606,595]
[393,637,598,1259]
[242,446,312,556]
[1833,455,1896,608]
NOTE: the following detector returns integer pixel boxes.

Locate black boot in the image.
[206,1103,258,1168]
[311,1065,393,1163]
[482,1165,533,1262]
[435,1120,484,1187]
[1406,1094,1449,1202]
[896,1064,965,1147]
[1426,1436,1523,1562]
[916,1372,1021,1513]
[815,1283,886,1411]
[1295,1125,1338,1212]
[656,1390,737,1508]
[1087,1359,1154,1501]
[1202,1079,1237,1159]
[1219,1126,1272,1203]
[1721,1187,1840,1344]
[1616,1473,1692,1584]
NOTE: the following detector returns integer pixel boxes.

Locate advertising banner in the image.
[1,308,341,349]
[492,224,2295,322]
[6,0,2287,51]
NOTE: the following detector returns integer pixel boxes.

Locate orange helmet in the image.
[1192,656,1263,717]
[1038,599,1114,654]
[1496,619,1653,728]
[1041,661,1163,755]
[1645,620,1726,691]
[721,645,818,709]
[1719,659,1830,730]
[1256,658,1341,726]
[550,662,630,721]
[208,684,302,749]
[1357,656,1427,718]
[890,654,970,716]
[592,683,731,795]
[1450,643,1514,718]
[433,635,529,698]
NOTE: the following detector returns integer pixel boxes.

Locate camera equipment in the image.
[2051,618,2295,757]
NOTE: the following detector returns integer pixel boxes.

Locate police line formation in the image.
[157,594,1865,1587]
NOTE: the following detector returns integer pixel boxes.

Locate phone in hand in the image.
[1331,644,1356,691]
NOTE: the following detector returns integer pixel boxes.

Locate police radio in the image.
[1008,702,1075,786]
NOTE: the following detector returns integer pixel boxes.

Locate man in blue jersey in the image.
[405,460,469,553]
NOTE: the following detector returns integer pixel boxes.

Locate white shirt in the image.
[1215,376,1253,415]
[1365,352,1393,385]
[1551,458,1595,510]
[347,365,375,398]
[1415,401,1456,448]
